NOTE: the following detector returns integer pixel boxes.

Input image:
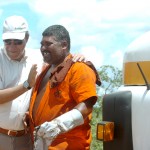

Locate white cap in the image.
[2,15,28,40]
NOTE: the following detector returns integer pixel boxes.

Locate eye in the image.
[14,40,23,45]
[4,40,11,45]
[3,39,24,45]
[40,42,53,48]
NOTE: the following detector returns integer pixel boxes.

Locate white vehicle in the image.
[97,31,150,150]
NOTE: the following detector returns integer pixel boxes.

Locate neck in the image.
[51,53,69,69]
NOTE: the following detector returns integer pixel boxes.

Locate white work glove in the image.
[34,136,48,150]
[37,121,61,146]
[37,109,84,146]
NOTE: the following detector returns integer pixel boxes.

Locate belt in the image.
[0,127,27,137]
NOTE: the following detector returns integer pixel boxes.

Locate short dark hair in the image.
[42,25,71,50]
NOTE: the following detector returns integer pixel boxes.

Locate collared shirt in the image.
[0,47,42,130]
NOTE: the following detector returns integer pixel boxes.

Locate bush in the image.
[90,105,103,150]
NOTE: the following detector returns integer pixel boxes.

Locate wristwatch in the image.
[23,80,31,90]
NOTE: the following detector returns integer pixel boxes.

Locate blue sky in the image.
[0,0,150,69]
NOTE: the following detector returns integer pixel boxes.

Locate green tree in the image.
[90,65,122,150]
[99,65,123,94]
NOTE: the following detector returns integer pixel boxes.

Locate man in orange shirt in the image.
[29,25,101,150]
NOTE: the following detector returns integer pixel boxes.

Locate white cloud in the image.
[29,0,98,16]
[1,0,150,69]
[26,48,44,73]
[111,50,124,69]
[80,46,103,69]
[27,36,41,49]
[97,0,150,20]
[29,0,150,23]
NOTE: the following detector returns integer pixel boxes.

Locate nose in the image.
[40,45,47,52]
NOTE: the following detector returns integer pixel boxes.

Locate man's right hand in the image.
[0,64,38,104]
[27,64,38,88]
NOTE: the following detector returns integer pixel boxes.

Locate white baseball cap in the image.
[2,15,28,40]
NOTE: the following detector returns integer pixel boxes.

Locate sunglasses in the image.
[3,39,24,45]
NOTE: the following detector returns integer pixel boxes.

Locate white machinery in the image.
[97,31,150,150]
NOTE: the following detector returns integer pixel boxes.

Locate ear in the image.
[61,40,68,50]
[25,33,29,43]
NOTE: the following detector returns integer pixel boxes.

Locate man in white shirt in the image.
[0,15,87,150]
[0,15,39,150]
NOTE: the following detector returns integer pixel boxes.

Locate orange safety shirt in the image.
[29,60,97,150]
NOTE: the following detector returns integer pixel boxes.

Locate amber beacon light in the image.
[97,121,114,141]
